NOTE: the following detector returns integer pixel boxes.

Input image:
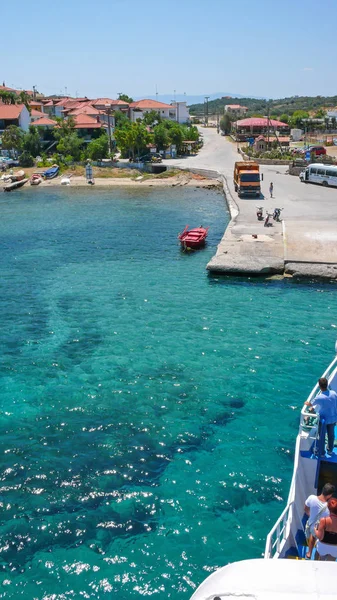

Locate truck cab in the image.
[234,161,261,197]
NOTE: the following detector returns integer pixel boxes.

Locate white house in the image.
[170,101,190,124]
[0,103,31,132]
[129,99,177,122]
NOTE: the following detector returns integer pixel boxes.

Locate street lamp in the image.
[105,104,113,156]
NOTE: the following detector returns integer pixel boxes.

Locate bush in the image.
[19,151,34,167]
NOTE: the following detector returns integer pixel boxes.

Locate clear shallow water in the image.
[0,186,337,598]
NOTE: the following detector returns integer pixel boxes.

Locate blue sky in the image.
[3,0,337,100]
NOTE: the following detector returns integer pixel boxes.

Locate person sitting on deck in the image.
[304,483,335,559]
[305,377,337,456]
[315,497,337,561]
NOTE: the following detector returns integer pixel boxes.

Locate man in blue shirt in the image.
[306,377,337,455]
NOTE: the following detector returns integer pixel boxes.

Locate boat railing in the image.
[264,500,303,559]
[299,353,337,437]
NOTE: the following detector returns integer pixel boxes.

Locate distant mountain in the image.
[136,92,263,105]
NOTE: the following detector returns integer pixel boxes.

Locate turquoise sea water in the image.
[0,186,337,599]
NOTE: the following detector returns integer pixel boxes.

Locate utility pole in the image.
[33,85,37,101]
[156,84,158,100]
[267,100,270,150]
[205,96,210,127]
[105,104,113,156]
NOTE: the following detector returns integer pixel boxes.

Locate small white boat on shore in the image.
[30,174,43,186]
[60,176,71,186]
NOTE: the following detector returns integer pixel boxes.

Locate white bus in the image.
[300,163,337,187]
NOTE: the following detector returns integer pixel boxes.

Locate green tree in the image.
[114,121,149,158]
[2,125,24,151]
[314,108,326,119]
[114,111,130,129]
[54,117,83,160]
[142,110,161,127]
[56,133,83,160]
[0,90,16,105]
[87,133,109,160]
[133,122,150,157]
[279,114,289,124]
[164,122,184,153]
[118,93,134,104]
[153,123,170,150]
[18,91,31,112]
[22,126,42,157]
[289,110,309,129]
[19,151,34,167]
[182,125,199,141]
[220,114,232,134]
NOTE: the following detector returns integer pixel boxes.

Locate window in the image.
[326,169,337,178]
[317,169,326,176]
[240,173,260,182]
[310,168,317,174]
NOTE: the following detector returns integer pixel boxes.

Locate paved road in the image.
[166,128,337,276]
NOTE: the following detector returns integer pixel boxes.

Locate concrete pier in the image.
[165,127,337,280]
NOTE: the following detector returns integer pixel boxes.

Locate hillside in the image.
[189,95,337,116]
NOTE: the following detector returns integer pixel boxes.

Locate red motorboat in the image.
[178,225,209,249]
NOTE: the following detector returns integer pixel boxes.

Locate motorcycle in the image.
[264,211,273,227]
[256,206,264,221]
[273,207,284,222]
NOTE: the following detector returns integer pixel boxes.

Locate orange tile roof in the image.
[129,99,173,109]
[31,109,45,117]
[93,98,128,106]
[68,104,102,117]
[72,113,103,128]
[55,98,89,109]
[0,103,26,119]
[31,116,57,126]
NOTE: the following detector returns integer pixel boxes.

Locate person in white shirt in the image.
[304,483,335,559]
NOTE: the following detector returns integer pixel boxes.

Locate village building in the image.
[233,117,290,141]
[29,100,45,113]
[30,109,47,122]
[30,116,57,129]
[225,104,248,116]
[0,103,31,132]
[129,99,190,124]
[71,113,108,142]
[92,98,129,112]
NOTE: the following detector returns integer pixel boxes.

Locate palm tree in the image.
[0,90,16,105]
[18,91,31,113]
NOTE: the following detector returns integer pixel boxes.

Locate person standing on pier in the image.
[269,182,273,198]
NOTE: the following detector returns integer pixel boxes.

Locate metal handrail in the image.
[299,353,337,436]
[265,500,304,559]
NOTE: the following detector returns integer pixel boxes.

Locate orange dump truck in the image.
[233,161,262,197]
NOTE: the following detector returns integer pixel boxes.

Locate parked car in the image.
[308,145,326,156]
